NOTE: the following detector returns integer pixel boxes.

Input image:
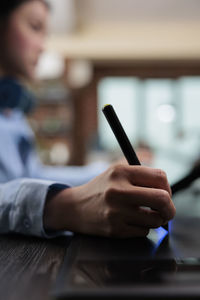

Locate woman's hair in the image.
[0,0,49,19]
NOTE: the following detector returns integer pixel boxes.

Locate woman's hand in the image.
[44,164,175,238]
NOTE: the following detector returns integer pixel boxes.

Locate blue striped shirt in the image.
[0,109,107,237]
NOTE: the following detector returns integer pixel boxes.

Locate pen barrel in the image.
[102,105,140,165]
[171,168,200,195]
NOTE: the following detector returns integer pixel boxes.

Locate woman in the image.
[0,0,107,187]
[0,0,175,238]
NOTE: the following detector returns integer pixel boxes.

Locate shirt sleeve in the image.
[0,123,25,181]
[29,159,109,187]
[0,178,72,238]
[0,112,109,186]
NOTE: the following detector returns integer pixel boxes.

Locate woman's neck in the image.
[0,67,5,78]
[0,67,26,84]
[0,67,15,79]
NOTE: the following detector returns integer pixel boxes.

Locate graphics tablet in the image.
[52,217,200,299]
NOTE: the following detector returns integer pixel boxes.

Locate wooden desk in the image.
[3,217,200,300]
[0,234,70,300]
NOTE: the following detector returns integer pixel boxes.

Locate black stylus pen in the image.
[102,104,168,231]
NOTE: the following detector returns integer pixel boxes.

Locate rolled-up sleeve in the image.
[0,178,71,238]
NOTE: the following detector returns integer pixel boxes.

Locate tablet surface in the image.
[53,217,200,299]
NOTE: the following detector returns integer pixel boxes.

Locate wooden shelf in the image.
[46,22,200,61]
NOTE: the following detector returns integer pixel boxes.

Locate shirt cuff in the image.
[43,183,74,238]
[11,179,72,238]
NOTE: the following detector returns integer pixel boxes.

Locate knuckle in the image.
[108,164,126,180]
[155,190,176,221]
[103,207,115,221]
[158,189,170,206]
[168,204,176,219]
[155,168,167,182]
[104,185,127,205]
[172,206,176,218]
[104,187,118,204]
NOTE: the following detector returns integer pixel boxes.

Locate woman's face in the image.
[2,0,49,80]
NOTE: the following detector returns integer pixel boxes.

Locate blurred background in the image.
[30,0,200,185]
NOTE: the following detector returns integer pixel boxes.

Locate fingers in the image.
[71,164,175,239]
[105,186,175,221]
[123,207,165,228]
[125,186,175,221]
[108,164,171,196]
[127,166,172,197]
[102,207,164,238]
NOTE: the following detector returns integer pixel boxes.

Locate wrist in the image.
[43,185,82,232]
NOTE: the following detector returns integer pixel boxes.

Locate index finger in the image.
[126,166,172,196]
